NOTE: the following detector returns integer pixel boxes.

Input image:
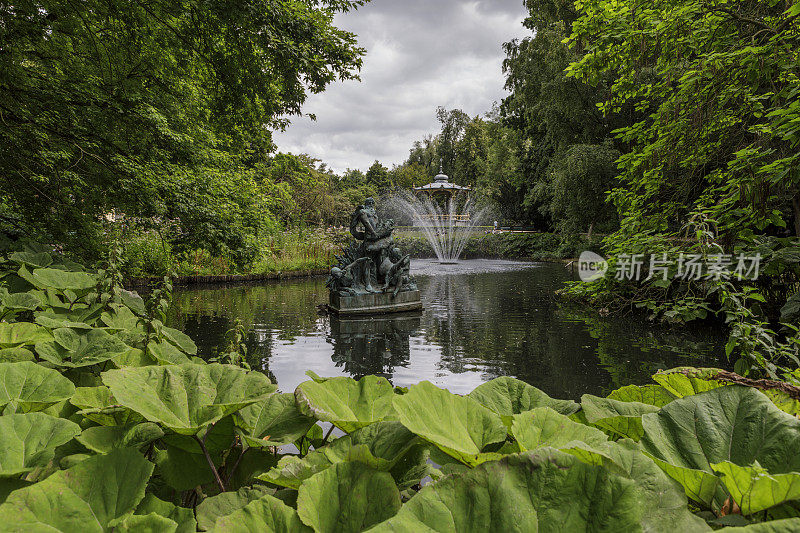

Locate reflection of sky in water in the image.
[167,260,727,399]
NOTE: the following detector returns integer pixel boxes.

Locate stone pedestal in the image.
[329,290,422,316]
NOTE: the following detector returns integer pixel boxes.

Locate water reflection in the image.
[329,313,420,379]
[166,260,727,398]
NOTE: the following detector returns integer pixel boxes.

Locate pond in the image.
[166,259,727,399]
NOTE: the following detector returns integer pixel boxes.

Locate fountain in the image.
[391,170,487,263]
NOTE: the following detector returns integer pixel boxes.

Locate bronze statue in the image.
[328,198,417,300]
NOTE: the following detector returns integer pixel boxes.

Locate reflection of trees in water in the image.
[417,270,607,399]
[327,314,419,380]
[166,279,328,376]
[555,305,726,394]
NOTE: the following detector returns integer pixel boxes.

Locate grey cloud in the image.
[272,0,530,172]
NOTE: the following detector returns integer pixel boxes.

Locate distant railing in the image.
[414,214,471,222]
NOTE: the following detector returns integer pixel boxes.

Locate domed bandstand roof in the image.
[413,171,470,194]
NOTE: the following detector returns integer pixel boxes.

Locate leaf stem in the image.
[224,447,248,490]
[322,424,335,444]
[194,434,225,493]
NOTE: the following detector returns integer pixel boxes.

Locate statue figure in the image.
[328,198,419,310]
[379,247,414,296]
[327,257,377,296]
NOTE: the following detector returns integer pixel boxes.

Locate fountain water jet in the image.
[389,190,488,264]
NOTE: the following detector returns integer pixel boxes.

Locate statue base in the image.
[329,290,422,316]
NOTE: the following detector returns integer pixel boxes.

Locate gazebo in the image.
[412,170,471,224]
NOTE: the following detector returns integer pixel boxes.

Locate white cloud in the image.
[271,0,530,173]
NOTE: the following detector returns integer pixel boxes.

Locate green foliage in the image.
[1,248,800,530]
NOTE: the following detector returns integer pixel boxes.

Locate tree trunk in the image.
[793,193,800,238]
[587,221,594,239]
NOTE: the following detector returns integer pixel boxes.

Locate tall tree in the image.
[0,0,369,256]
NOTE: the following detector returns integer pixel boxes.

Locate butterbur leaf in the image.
[154,444,219,491]
[0,448,153,531]
[0,413,80,477]
[511,407,609,451]
[37,328,131,367]
[652,367,726,398]
[642,386,800,509]
[196,486,274,530]
[112,513,178,532]
[370,449,646,532]
[77,422,164,453]
[0,361,75,413]
[607,384,676,406]
[9,252,52,268]
[0,323,51,348]
[237,392,316,447]
[27,267,97,291]
[0,348,35,363]
[70,385,143,426]
[564,439,711,531]
[116,289,146,316]
[1,292,40,312]
[102,363,276,434]
[136,494,196,533]
[210,494,311,533]
[147,341,192,365]
[581,394,659,440]
[295,375,396,432]
[713,462,800,515]
[468,376,580,420]
[260,422,420,489]
[392,381,506,465]
[297,462,401,533]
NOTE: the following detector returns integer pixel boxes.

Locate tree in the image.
[365,161,390,191]
[0,0,369,257]
[436,107,471,178]
[567,0,800,242]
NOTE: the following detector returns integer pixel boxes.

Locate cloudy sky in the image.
[272,0,531,173]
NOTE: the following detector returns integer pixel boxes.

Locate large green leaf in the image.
[0,361,75,413]
[511,407,609,451]
[641,386,800,509]
[713,461,800,515]
[0,292,40,312]
[581,394,660,440]
[0,448,153,531]
[467,376,580,422]
[28,267,97,291]
[237,392,316,447]
[9,252,52,268]
[70,385,143,426]
[209,494,311,533]
[36,328,131,367]
[136,494,196,533]
[196,486,275,531]
[297,461,401,533]
[77,422,164,454]
[607,384,676,407]
[0,323,51,348]
[295,375,396,432]
[0,347,35,363]
[260,421,420,489]
[392,381,507,466]
[716,519,800,532]
[102,363,276,434]
[652,367,726,398]
[112,513,177,532]
[563,439,711,532]
[371,449,646,532]
[0,413,80,477]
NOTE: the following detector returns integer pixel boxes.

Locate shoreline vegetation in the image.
[122,228,601,286]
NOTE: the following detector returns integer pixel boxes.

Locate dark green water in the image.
[167,259,727,399]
